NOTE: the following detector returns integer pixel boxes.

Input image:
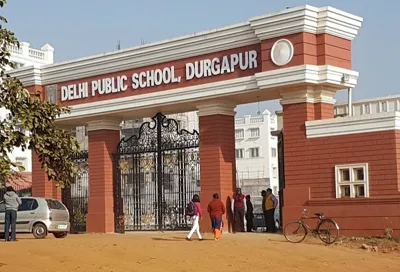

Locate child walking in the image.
[186,194,203,241]
[207,193,226,241]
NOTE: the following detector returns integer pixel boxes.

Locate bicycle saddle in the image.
[315,212,324,217]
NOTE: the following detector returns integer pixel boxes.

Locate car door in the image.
[16,198,38,233]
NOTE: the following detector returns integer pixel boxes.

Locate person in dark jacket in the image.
[231,188,246,233]
[207,193,226,241]
[261,190,268,232]
[245,195,254,232]
[3,186,21,241]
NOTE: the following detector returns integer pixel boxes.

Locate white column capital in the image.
[196,101,237,117]
[280,86,337,106]
[87,119,121,131]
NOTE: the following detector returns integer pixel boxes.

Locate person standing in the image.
[231,188,246,233]
[207,193,225,241]
[186,194,203,241]
[261,190,268,232]
[3,186,21,242]
[245,195,254,232]
[265,188,278,233]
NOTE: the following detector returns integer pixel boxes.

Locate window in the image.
[273,167,278,178]
[273,186,278,195]
[235,129,244,139]
[335,163,369,199]
[15,126,26,135]
[271,148,277,158]
[249,128,260,138]
[249,148,259,158]
[15,157,27,170]
[18,199,39,211]
[235,149,244,159]
[46,199,66,210]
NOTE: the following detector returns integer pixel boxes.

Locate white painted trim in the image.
[306,111,400,138]
[8,64,42,86]
[197,101,236,117]
[249,5,363,41]
[334,163,369,199]
[57,65,359,121]
[87,120,121,131]
[8,5,362,86]
[280,86,337,105]
[256,65,359,90]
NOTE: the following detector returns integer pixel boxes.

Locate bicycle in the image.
[283,209,340,244]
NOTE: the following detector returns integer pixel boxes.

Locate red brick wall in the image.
[282,102,400,236]
[31,152,60,199]
[86,129,120,233]
[261,33,352,71]
[198,114,236,232]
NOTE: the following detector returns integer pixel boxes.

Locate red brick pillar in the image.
[280,87,336,224]
[86,120,121,233]
[31,152,60,199]
[32,153,52,197]
[197,102,237,233]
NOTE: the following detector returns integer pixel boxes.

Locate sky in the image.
[2,0,399,117]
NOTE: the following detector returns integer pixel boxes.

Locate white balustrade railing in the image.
[6,41,54,64]
[334,95,400,117]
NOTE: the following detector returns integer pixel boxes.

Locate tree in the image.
[0,0,79,188]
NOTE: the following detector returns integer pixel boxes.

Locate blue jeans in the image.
[5,210,17,241]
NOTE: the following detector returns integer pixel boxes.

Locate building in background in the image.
[0,42,54,173]
[334,94,400,117]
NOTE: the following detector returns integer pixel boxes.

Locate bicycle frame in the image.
[299,209,323,235]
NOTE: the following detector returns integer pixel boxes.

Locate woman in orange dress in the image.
[207,193,226,241]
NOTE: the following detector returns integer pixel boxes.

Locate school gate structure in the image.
[12,5,400,236]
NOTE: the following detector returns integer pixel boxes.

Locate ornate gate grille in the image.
[62,150,89,233]
[113,113,200,232]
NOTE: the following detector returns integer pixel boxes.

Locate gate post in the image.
[86,120,121,233]
[197,102,237,232]
[32,152,60,199]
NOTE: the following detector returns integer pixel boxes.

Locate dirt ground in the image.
[1,232,399,272]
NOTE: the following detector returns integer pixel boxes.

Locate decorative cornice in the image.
[7,5,362,87]
[22,24,258,86]
[306,111,400,138]
[280,86,337,105]
[197,101,237,117]
[87,120,121,131]
[256,64,359,91]
[249,5,363,41]
[7,64,42,86]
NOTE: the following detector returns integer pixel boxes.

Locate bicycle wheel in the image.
[317,218,339,244]
[283,221,307,243]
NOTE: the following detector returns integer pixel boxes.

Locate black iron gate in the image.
[113,113,200,232]
[277,131,285,229]
[62,150,89,233]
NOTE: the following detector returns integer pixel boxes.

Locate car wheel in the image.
[53,232,68,239]
[32,223,48,239]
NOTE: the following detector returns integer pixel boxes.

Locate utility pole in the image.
[116,40,121,50]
